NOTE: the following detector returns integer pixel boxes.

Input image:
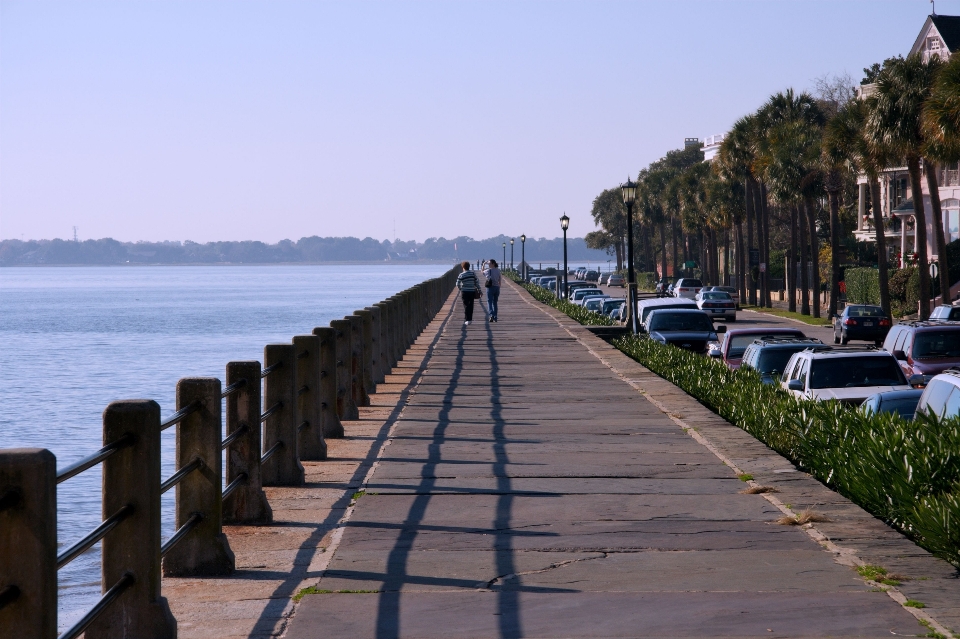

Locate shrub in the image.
[845,268,880,305]
[613,334,960,566]
[889,267,919,317]
[637,272,658,291]
[508,271,613,326]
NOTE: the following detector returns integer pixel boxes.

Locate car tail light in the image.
[843,318,856,326]
[680,288,688,292]
[879,319,891,326]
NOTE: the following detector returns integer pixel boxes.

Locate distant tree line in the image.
[0,235,611,266]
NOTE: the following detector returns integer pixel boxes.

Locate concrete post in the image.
[262,345,305,486]
[223,361,272,524]
[385,298,400,368]
[293,334,327,461]
[357,310,376,396]
[0,449,56,639]
[86,400,176,639]
[330,319,359,420]
[163,378,235,577]
[366,305,384,385]
[347,315,370,407]
[376,302,392,375]
[312,327,345,438]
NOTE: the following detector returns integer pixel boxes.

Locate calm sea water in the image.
[0,264,449,628]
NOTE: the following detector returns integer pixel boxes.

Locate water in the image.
[0,264,449,629]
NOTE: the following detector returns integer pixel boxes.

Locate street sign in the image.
[683,261,697,269]
[749,249,760,267]
[759,263,766,273]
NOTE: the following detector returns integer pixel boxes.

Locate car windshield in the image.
[726,333,802,358]
[756,349,806,376]
[809,356,905,389]
[603,301,623,311]
[913,331,960,358]
[574,289,601,299]
[845,306,886,317]
[648,312,713,332]
[680,279,703,287]
[701,292,731,300]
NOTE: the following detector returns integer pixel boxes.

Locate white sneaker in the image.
[464,321,470,325]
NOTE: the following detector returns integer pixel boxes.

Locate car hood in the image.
[811,385,913,402]
[911,357,960,375]
[650,330,718,342]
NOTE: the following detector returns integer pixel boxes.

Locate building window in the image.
[891,176,909,209]
[930,36,942,51]
[941,161,960,187]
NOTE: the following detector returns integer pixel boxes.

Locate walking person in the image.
[456,261,481,325]
[483,259,502,322]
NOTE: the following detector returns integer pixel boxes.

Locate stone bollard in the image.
[357,310,376,396]
[366,306,384,385]
[312,327,345,438]
[293,335,327,461]
[163,378,235,577]
[0,449,56,639]
[376,301,393,375]
[329,319,359,420]
[223,361,272,524]
[86,400,176,639]
[384,297,400,368]
[261,345,305,486]
[347,315,370,407]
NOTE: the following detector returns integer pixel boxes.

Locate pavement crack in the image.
[482,553,608,589]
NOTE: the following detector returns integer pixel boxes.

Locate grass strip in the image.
[741,305,832,326]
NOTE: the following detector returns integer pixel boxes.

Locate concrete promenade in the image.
[276,280,960,638]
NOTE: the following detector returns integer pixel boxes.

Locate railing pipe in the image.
[60,573,135,639]
[85,400,176,639]
[56,436,131,484]
[223,361,272,524]
[329,319,359,420]
[57,505,134,569]
[312,327,345,438]
[261,344,304,486]
[293,334,327,460]
[0,448,56,639]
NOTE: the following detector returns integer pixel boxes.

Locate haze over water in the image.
[0,263,449,629]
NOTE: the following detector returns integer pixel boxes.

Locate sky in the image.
[1,0,958,244]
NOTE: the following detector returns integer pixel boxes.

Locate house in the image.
[855,13,960,275]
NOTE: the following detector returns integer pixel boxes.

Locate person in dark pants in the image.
[483,259,502,322]
[456,260,480,325]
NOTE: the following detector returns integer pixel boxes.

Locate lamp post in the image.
[510,238,514,271]
[621,178,638,335]
[560,214,570,299]
[502,242,506,269]
[520,234,526,281]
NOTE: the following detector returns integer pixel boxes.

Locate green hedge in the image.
[844,267,880,305]
[612,335,960,566]
[508,272,614,326]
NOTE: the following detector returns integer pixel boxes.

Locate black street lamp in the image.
[510,238,515,271]
[502,242,506,269]
[560,214,570,298]
[621,178,638,334]
[520,234,526,281]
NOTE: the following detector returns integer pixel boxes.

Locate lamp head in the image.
[510,238,514,245]
[560,213,570,231]
[520,234,526,243]
[621,178,637,205]
[502,242,506,248]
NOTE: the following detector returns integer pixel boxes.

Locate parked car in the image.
[929,305,960,321]
[584,270,600,282]
[580,294,610,310]
[915,369,960,419]
[833,305,892,345]
[646,309,725,354]
[673,278,703,299]
[602,299,625,317]
[636,298,699,331]
[882,320,960,379]
[608,274,626,287]
[563,281,591,299]
[780,348,911,405]
[740,337,830,384]
[710,285,741,309]
[711,327,806,369]
[860,389,924,420]
[598,273,611,285]
[570,288,604,305]
[697,291,737,322]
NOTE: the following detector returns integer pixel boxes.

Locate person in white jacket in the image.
[483,259,502,322]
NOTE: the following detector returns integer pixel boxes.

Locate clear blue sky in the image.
[1,0,956,244]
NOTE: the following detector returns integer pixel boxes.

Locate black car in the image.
[646,309,724,354]
[740,337,831,384]
[833,305,892,345]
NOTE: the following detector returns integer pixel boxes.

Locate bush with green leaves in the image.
[613,334,960,566]
[845,268,880,305]
[507,271,614,326]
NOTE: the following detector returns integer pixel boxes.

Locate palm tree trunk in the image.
[746,179,756,306]
[760,183,771,307]
[723,228,730,286]
[804,195,821,318]
[925,160,951,303]
[826,172,842,317]
[788,205,797,312]
[659,222,668,281]
[670,219,678,278]
[799,200,810,315]
[908,155,931,319]
[869,175,891,316]
[735,219,746,303]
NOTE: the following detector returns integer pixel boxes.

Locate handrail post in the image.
[356,310,376,396]
[347,315,370,407]
[313,327,345,438]
[163,378,235,577]
[86,400,175,639]
[376,301,392,375]
[262,344,304,486]
[293,335,327,460]
[385,297,400,368]
[365,306,384,385]
[0,448,56,639]
[224,361,271,524]
[329,319,359,420]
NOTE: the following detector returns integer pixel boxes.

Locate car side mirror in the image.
[894,350,907,361]
[787,379,804,391]
[715,325,727,333]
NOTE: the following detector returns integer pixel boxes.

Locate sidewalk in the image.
[283,280,960,638]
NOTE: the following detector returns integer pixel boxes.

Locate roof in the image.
[932,15,960,51]
[799,347,889,358]
[894,320,960,329]
[725,327,805,336]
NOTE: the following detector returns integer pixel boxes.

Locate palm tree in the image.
[867,54,944,319]
[720,116,762,305]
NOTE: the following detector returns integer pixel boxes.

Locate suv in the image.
[584,270,600,282]
[570,288,604,305]
[915,369,960,419]
[673,278,703,299]
[930,305,960,321]
[781,348,911,405]
[711,327,806,369]
[881,320,960,378]
[598,273,611,285]
[646,308,724,354]
[740,338,830,384]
